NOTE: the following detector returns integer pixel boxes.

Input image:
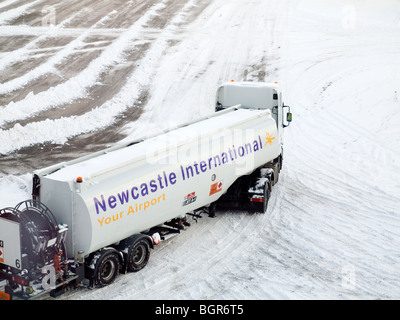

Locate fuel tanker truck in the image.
[0,82,292,300]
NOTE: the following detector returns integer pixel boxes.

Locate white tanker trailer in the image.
[0,82,291,300]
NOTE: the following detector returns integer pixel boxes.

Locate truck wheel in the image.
[127,239,150,273]
[94,250,120,287]
[261,182,271,214]
[251,180,270,214]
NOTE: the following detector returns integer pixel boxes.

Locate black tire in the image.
[127,239,151,273]
[251,181,270,214]
[262,181,271,214]
[94,250,120,287]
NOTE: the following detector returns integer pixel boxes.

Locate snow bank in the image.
[0,0,202,155]
[0,174,31,208]
[0,1,168,126]
[0,0,42,25]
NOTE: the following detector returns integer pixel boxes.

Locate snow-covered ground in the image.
[1,0,399,299]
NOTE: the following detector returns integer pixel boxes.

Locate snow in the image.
[1,0,400,300]
[0,174,31,208]
[0,0,42,25]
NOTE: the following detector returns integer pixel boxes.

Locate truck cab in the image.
[215,81,292,205]
[216,81,292,131]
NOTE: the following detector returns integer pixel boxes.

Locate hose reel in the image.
[0,200,66,271]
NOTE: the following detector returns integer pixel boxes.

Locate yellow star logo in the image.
[265,132,275,146]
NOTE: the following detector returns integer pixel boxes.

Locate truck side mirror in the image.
[283,105,292,128]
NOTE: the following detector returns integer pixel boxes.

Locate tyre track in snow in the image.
[60,209,268,300]
[0,9,85,75]
[249,183,358,298]
[277,5,400,298]
[0,10,119,95]
[0,0,44,26]
[278,172,399,298]
[287,145,400,298]
[0,0,208,172]
[123,0,286,139]
[283,119,400,296]
[284,61,400,216]
[0,0,167,127]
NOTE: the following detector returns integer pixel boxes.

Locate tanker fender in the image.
[119,233,155,251]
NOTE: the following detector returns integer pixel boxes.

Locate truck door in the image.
[271,90,282,132]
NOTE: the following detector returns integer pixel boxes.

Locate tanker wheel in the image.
[95,250,120,287]
[127,239,151,273]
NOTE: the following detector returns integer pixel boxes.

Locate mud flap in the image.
[248,177,271,213]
